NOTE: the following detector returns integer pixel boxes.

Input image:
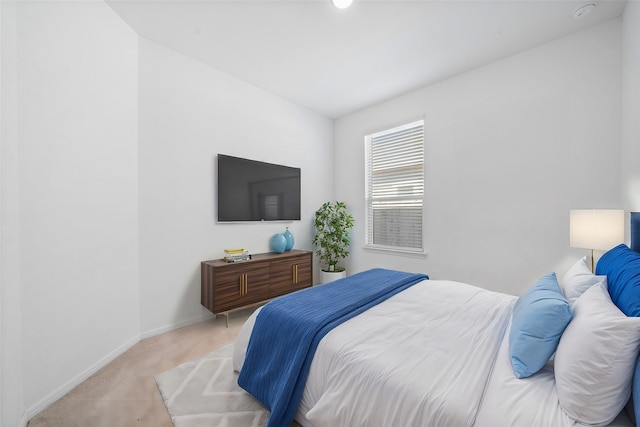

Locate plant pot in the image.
[320,269,347,284]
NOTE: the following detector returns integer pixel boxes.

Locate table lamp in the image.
[570,209,624,272]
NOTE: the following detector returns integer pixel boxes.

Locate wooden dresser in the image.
[201,250,312,323]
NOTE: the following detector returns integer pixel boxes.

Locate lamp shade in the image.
[570,209,624,251]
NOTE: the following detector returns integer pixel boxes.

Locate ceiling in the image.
[106,0,628,119]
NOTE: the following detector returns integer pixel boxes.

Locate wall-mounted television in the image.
[217,154,301,222]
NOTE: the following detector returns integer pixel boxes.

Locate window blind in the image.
[365,120,424,251]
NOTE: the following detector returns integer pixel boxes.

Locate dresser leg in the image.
[216,313,229,328]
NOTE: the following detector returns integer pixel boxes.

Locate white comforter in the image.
[233,279,634,427]
[475,321,634,427]
[302,279,515,427]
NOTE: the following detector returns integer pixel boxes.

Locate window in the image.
[365,120,424,252]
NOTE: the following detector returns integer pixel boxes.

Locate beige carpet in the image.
[28,309,256,427]
[155,344,269,427]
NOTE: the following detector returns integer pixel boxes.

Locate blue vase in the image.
[270,234,287,253]
[283,227,294,251]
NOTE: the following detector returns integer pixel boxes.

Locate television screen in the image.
[217,154,301,222]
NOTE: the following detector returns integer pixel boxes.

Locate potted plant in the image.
[313,201,355,283]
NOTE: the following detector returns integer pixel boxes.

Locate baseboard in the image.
[22,334,141,426]
[21,314,216,426]
[140,312,215,340]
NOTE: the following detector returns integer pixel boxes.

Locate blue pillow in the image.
[595,244,640,317]
[509,273,573,379]
[596,244,640,426]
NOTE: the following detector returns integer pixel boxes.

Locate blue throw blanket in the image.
[237,268,428,427]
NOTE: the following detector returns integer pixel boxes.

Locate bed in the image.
[233,222,640,427]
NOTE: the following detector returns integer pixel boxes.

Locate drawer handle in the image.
[293,264,298,284]
[240,273,248,296]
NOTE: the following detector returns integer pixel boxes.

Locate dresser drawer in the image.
[212,263,270,312]
[270,253,312,298]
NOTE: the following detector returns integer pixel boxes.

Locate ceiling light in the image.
[332,0,353,9]
[572,3,596,19]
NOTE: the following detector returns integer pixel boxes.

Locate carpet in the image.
[155,344,270,427]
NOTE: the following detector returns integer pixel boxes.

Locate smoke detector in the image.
[572,3,596,19]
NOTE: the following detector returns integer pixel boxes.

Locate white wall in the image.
[334,19,622,295]
[137,38,333,335]
[622,1,640,216]
[1,2,24,426]
[1,3,334,422]
[14,1,140,420]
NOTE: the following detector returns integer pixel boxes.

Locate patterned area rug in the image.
[155,344,269,427]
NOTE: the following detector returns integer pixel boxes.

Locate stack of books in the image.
[224,248,251,263]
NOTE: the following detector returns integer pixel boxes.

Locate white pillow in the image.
[555,283,640,426]
[560,257,607,305]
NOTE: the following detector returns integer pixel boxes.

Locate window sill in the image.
[363,244,427,258]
